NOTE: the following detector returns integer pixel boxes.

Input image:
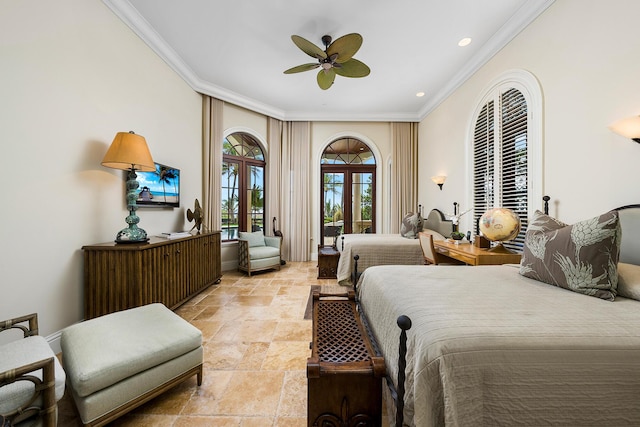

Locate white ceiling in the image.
[104,0,554,122]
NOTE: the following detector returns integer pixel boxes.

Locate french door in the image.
[321,165,376,245]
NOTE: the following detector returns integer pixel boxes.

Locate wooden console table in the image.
[433,240,521,266]
[82,232,221,319]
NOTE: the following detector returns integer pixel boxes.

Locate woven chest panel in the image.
[317,300,369,363]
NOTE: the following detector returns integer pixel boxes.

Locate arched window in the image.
[471,70,542,251]
[221,132,265,241]
[321,138,376,245]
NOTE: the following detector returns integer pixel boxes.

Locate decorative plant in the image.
[451,231,466,240]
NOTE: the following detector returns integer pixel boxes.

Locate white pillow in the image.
[617,263,640,301]
[238,230,265,247]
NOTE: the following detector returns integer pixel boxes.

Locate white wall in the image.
[0,0,202,338]
[418,0,640,232]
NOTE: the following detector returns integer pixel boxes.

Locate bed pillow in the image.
[519,210,621,301]
[618,262,640,301]
[238,230,266,247]
[400,211,423,239]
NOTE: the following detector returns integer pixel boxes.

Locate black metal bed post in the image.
[543,195,550,215]
[396,315,412,427]
[352,255,360,296]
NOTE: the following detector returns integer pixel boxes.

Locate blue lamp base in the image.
[115,169,149,244]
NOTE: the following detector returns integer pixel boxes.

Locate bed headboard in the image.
[616,204,640,265]
[423,209,454,238]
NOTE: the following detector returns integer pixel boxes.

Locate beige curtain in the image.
[390,122,419,233]
[283,121,311,261]
[267,117,283,239]
[202,96,224,232]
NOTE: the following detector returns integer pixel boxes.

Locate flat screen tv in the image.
[134,162,180,208]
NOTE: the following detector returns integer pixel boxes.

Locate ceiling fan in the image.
[284,33,370,90]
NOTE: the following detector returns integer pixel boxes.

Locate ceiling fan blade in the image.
[326,33,363,63]
[334,58,370,78]
[291,35,327,60]
[284,63,320,74]
[317,68,336,90]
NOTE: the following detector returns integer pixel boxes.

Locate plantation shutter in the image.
[473,101,494,236]
[473,87,528,252]
[499,88,528,251]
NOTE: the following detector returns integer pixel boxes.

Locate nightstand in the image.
[317,245,340,279]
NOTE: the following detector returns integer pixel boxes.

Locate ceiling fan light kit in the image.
[284,33,370,90]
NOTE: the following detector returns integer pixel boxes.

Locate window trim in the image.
[465,69,543,239]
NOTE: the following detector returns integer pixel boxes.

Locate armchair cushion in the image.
[0,335,66,417]
[238,230,266,247]
[248,245,280,260]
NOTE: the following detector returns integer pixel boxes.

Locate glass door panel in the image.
[322,172,344,246]
[246,164,264,232]
[222,160,239,240]
[351,172,373,233]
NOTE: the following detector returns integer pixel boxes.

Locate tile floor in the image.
[58,261,351,426]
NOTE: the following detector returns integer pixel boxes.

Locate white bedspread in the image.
[358,264,640,426]
[336,234,424,284]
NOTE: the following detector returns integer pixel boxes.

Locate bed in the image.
[336,209,454,284]
[356,203,640,426]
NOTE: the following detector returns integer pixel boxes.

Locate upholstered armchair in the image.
[0,313,66,427]
[238,230,282,276]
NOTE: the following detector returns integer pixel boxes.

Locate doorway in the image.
[321,138,376,246]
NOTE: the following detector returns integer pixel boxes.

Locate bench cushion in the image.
[61,303,201,397]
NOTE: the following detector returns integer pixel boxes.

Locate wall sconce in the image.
[609,115,640,143]
[431,175,446,190]
[102,131,155,243]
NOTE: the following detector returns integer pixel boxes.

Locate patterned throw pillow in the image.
[400,212,423,239]
[519,210,621,301]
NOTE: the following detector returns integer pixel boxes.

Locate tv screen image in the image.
[134,163,180,208]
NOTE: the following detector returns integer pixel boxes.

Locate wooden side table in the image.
[317,245,340,279]
[433,240,521,266]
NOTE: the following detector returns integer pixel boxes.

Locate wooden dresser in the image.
[82,232,221,319]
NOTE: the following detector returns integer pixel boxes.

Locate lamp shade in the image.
[609,115,640,142]
[431,175,446,185]
[101,131,155,171]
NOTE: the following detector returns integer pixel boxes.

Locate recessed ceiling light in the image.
[416,91,425,97]
[458,37,472,47]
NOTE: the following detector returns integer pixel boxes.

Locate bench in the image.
[307,291,385,426]
[61,303,203,426]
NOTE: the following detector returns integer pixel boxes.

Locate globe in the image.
[479,208,521,242]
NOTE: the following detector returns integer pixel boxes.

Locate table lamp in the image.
[101,131,155,243]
